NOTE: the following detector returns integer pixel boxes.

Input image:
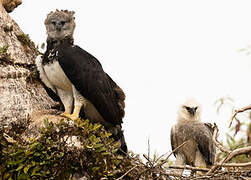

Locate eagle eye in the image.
[51,21,56,25]
[184,106,190,111]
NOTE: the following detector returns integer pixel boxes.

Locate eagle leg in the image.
[57,88,73,117]
[61,105,82,120]
[59,103,73,118]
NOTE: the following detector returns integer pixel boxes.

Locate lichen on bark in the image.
[0,0,57,127]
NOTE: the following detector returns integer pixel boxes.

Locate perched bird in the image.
[170,98,216,175]
[35,9,127,153]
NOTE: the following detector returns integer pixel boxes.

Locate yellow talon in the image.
[60,112,71,117]
[60,112,79,120]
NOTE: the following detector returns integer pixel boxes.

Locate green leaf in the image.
[101,132,112,138]
[34,152,42,157]
[16,164,24,171]
[92,167,100,171]
[17,173,28,180]
[23,166,29,174]
[57,152,64,158]
[101,152,111,156]
[96,147,106,153]
[31,166,41,176]
[93,143,103,148]
[25,150,34,156]
[86,145,93,149]
[92,124,102,131]
[29,142,40,150]
[116,155,124,160]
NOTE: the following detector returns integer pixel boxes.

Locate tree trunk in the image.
[0,1,56,127]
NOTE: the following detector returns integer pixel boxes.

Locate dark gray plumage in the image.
[171,99,216,175]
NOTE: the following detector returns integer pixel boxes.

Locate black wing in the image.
[56,43,123,125]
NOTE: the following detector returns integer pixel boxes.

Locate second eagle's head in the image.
[177,98,201,123]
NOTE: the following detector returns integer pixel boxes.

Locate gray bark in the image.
[0,1,56,127]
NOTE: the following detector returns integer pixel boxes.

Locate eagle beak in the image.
[188,107,197,116]
[56,25,62,31]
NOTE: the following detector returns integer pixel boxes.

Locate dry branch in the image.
[167,165,209,172]
[158,141,188,167]
[116,165,138,180]
[212,124,231,154]
[208,140,251,174]
[207,120,251,174]
[229,105,251,128]
[224,146,251,162]
[215,161,251,167]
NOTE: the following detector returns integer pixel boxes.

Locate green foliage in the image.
[219,125,251,165]
[16,34,31,47]
[0,45,8,55]
[16,33,38,54]
[0,119,134,179]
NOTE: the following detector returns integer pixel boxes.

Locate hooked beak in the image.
[186,107,197,116]
[56,24,62,31]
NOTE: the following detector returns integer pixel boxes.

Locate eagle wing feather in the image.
[171,122,216,165]
[56,44,124,125]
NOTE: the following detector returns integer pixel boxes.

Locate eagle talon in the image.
[60,112,79,120]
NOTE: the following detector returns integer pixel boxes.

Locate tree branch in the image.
[229,105,251,128]
[207,146,251,174]
[212,124,231,154]
[215,161,251,167]
[224,146,251,162]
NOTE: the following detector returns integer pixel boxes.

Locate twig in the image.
[240,176,249,180]
[167,165,209,172]
[215,161,251,167]
[212,124,231,153]
[207,124,230,174]
[158,141,188,167]
[116,165,138,180]
[143,154,154,167]
[229,105,251,128]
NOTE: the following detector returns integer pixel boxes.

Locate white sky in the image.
[11,0,251,157]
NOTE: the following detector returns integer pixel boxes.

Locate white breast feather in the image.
[43,60,73,91]
[35,55,57,93]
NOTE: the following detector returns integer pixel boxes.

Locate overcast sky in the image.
[11,0,251,156]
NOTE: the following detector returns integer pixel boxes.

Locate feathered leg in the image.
[62,86,86,120]
[194,150,207,175]
[57,88,73,117]
[174,153,186,176]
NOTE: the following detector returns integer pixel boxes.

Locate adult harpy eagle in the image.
[35,10,127,153]
[170,99,215,175]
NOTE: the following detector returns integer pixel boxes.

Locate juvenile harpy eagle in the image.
[35,10,127,153]
[171,99,215,174]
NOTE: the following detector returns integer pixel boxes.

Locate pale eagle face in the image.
[45,10,76,41]
[177,98,201,122]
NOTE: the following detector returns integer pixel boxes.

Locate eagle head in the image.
[177,98,201,123]
[44,9,76,41]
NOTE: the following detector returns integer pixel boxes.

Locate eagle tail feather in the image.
[110,125,128,155]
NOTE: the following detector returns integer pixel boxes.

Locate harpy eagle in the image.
[170,99,216,174]
[35,10,127,153]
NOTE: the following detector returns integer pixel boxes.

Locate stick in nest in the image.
[207,144,251,174]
